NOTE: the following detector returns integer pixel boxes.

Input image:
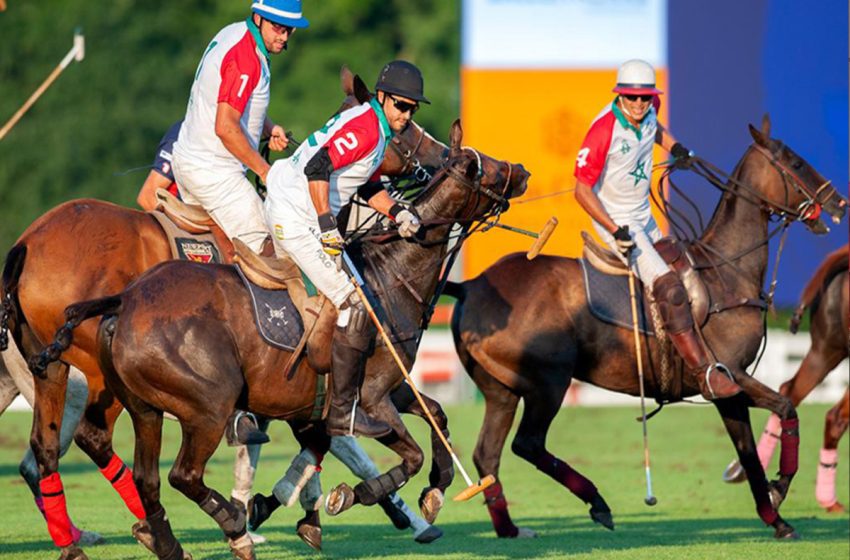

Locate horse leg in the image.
[714,387,798,539]
[816,388,849,512]
[469,372,525,538]
[391,382,453,528]
[510,384,613,533]
[230,417,269,544]
[72,388,146,525]
[169,419,253,560]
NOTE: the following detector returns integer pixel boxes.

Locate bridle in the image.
[388,122,440,185]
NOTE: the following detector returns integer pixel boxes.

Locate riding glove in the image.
[390,204,421,238]
[318,213,344,257]
[612,225,635,257]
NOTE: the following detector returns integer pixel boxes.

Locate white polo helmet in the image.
[613,59,663,95]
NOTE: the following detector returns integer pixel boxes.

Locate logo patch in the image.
[274,224,284,240]
[176,238,220,264]
[620,139,631,154]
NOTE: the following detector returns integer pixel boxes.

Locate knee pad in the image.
[652,272,693,334]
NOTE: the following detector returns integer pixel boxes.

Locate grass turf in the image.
[0,403,847,559]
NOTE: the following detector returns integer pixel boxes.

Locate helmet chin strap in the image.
[617,97,646,124]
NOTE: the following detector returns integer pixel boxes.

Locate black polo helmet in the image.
[374,60,430,104]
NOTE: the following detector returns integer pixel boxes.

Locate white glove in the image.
[395,209,421,238]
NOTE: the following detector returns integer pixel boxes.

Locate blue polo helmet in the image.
[251,0,309,28]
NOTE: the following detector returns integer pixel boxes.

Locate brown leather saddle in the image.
[581,231,709,327]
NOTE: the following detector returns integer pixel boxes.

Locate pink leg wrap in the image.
[483,481,519,537]
[535,451,597,502]
[778,418,800,477]
[99,454,146,520]
[816,448,839,508]
[39,473,73,547]
[756,414,781,470]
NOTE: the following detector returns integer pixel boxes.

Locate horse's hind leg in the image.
[816,388,849,512]
[510,383,613,532]
[391,382,453,526]
[468,370,525,537]
[169,418,253,560]
[714,396,797,539]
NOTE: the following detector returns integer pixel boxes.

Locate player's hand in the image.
[269,125,289,152]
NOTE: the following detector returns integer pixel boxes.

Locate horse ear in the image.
[761,113,771,138]
[352,74,371,104]
[749,123,768,147]
[340,66,354,96]
[449,119,463,151]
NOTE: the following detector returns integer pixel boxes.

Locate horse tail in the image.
[442,281,466,301]
[28,295,123,378]
[790,244,849,333]
[1,243,28,352]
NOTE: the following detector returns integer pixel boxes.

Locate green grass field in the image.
[0,403,847,559]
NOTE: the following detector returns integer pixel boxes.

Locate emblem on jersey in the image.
[628,158,648,186]
[620,139,630,155]
[176,239,220,264]
[274,224,284,240]
[161,162,171,175]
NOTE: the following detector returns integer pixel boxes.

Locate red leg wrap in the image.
[39,472,73,547]
[99,453,146,520]
[536,451,598,502]
[778,418,800,477]
[35,496,83,543]
[483,481,519,537]
[757,499,778,525]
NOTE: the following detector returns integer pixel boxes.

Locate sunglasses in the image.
[623,94,653,102]
[267,21,295,35]
[389,95,419,116]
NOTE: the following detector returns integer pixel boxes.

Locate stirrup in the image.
[704,363,739,400]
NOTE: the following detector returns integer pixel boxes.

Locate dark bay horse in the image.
[35,121,530,560]
[0,68,450,559]
[723,244,848,512]
[446,116,846,540]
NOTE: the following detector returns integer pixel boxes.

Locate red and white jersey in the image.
[173,18,270,174]
[267,98,392,221]
[574,99,660,223]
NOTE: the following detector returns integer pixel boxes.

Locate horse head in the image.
[412,119,529,224]
[746,114,847,234]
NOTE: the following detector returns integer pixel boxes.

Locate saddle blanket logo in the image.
[176,238,221,264]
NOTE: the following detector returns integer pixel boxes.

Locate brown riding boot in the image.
[653,272,742,400]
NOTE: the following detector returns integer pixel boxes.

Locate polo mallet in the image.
[0,29,85,142]
[486,216,559,260]
[341,252,496,501]
[625,253,657,506]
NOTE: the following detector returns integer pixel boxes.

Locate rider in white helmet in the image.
[573,59,742,401]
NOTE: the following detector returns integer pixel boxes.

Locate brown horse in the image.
[0,68,450,559]
[445,116,847,540]
[723,244,848,512]
[34,123,529,560]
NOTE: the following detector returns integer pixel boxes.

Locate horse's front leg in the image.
[714,388,798,540]
[391,382,454,522]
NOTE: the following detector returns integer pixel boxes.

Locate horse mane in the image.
[789,243,849,333]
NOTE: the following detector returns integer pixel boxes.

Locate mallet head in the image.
[74,28,85,61]
[644,496,657,506]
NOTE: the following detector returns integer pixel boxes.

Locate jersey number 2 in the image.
[333,132,358,155]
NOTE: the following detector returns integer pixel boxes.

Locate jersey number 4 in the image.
[576,147,590,168]
[333,132,358,155]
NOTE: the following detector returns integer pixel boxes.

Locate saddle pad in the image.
[150,211,221,263]
[236,266,304,351]
[580,259,654,336]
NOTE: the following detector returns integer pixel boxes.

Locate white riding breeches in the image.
[264,192,354,309]
[594,215,670,287]
[172,156,269,252]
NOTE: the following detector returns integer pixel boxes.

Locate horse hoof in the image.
[297,522,322,551]
[722,459,747,483]
[516,527,537,538]
[75,530,106,547]
[325,483,356,516]
[247,530,267,545]
[824,501,847,514]
[58,545,88,560]
[132,519,156,554]
[589,494,615,531]
[414,525,443,544]
[774,523,800,540]
[228,533,256,560]
[419,487,445,524]
[378,497,412,530]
